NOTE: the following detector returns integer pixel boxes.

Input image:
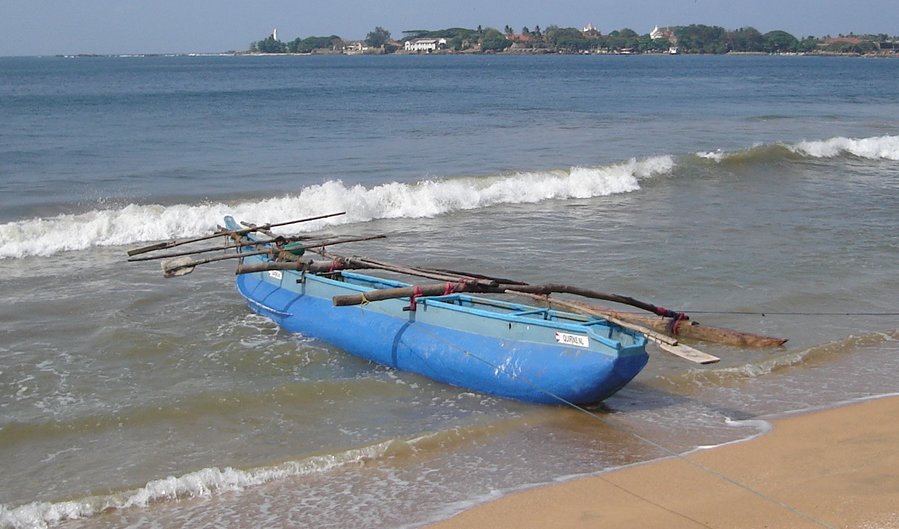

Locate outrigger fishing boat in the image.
[127,212,786,405]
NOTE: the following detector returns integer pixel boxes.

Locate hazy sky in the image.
[1,0,895,56]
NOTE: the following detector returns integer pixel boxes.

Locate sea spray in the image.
[790,135,899,160]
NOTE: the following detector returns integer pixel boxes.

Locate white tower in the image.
[272,28,278,41]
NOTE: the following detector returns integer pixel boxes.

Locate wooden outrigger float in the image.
[127,214,787,405]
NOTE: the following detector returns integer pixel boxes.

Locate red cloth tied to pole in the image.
[443,282,456,296]
[328,259,345,273]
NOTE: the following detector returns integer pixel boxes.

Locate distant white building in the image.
[272,28,278,41]
[343,41,369,55]
[404,38,447,52]
[583,23,599,36]
[650,25,675,41]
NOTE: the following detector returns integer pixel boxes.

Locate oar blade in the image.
[654,340,720,364]
[162,256,199,278]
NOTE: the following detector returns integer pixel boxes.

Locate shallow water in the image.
[1,54,897,529]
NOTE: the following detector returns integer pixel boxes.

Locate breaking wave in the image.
[2,134,895,260]
[0,157,672,259]
[0,419,508,529]
[696,134,899,163]
[790,135,899,160]
[0,436,406,529]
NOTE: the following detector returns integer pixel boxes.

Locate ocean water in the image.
[1,54,898,528]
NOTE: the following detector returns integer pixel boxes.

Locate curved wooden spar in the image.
[332,281,684,319]
[330,281,787,348]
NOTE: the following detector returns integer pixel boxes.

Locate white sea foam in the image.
[0,157,672,259]
[790,135,899,160]
[696,135,899,163]
[696,150,728,162]
[0,441,393,529]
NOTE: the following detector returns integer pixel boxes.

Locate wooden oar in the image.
[235,257,503,288]
[130,240,273,262]
[536,297,787,348]
[429,268,529,286]
[302,252,501,287]
[162,249,274,278]
[128,234,387,262]
[299,234,388,251]
[506,291,720,364]
[126,211,346,256]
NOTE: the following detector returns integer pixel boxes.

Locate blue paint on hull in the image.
[227,220,649,404]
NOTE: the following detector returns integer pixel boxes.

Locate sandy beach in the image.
[427,395,899,529]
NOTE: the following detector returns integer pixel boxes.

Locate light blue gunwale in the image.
[253,261,642,353]
[225,217,649,404]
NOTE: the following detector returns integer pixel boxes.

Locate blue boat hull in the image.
[227,221,649,404]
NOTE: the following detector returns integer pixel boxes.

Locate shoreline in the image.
[425,395,899,529]
[35,50,898,59]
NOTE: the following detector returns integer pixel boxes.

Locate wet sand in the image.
[427,395,899,529]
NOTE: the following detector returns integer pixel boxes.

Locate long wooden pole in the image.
[129,234,386,262]
[162,249,274,277]
[512,294,787,348]
[506,291,720,364]
[126,211,346,256]
[326,255,500,287]
[331,281,684,318]
[237,259,367,275]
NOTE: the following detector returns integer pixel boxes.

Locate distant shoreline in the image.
[38,50,898,59]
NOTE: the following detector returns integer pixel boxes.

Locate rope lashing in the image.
[328,258,345,274]
[653,305,690,335]
[653,305,689,320]
[408,285,424,311]
[297,260,310,284]
[666,311,689,335]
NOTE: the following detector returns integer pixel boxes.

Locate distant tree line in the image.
[250,34,344,54]
[248,25,896,55]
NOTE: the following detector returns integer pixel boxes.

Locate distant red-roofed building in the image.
[508,34,534,43]
[824,37,864,45]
